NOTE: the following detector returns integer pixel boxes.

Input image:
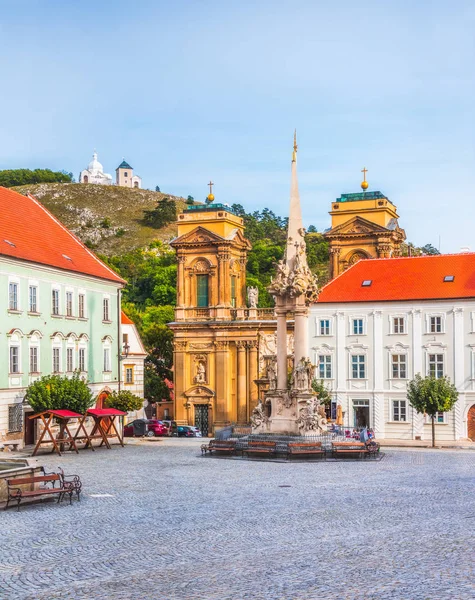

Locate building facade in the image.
[0,186,125,447]
[79,152,142,188]
[309,253,475,442]
[121,311,147,420]
[116,160,142,189]
[168,201,280,436]
[324,187,406,280]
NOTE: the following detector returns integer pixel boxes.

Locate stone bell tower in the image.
[168,185,278,435]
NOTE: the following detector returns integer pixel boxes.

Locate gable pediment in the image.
[324,216,393,237]
[170,226,226,247]
[184,385,215,398]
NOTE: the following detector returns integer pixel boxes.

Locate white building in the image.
[116,160,142,189]
[121,311,146,420]
[309,253,475,442]
[79,151,113,185]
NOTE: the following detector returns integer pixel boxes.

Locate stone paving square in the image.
[1,439,474,600]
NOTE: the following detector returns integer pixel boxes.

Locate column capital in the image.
[236,341,247,350]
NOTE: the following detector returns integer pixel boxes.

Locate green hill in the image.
[12,182,188,256]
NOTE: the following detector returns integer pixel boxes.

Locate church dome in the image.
[88,151,104,173]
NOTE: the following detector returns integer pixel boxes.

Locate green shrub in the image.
[25,373,94,414]
[104,390,144,413]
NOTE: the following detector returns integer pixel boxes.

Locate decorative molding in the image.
[214,340,229,350]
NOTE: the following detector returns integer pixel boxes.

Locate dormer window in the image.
[443,275,454,282]
[362,280,372,287]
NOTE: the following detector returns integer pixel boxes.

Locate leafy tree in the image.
[105,390,143,413]
[1,168,72,187]
[144,362,172,403]
[143,197,176,228]
[407,374,459,447]
[311,379,332,406]
[186,195,195,205]
[401,242,441,257]
[307,225,318,233]
[24,373,94,414]
[155,186,160,192]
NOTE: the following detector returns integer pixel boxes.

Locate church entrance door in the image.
[194,404,210,437]
[467,405,475,441]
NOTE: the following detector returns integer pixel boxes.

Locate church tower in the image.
[116,159,142,189]
[168,187,277,435]
[324,169,406,279]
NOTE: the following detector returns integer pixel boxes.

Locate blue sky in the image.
[0,0,474,251]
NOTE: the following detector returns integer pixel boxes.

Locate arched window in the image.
[134,181,139,188]
[83,175,88,183]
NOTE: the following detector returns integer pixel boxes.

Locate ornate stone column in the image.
[173,341,187,422]
[330,247,341,279]
[177,255,186,307]
[294,298,309,364]
[247,340,259,415]
[217,253,226,306]
[275,300,288,390]
[214,340,229,427]
[236,341,247,423]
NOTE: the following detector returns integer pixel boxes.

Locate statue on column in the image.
[247,286,259,308]
[266,356,277,391]
[250,400,268,429]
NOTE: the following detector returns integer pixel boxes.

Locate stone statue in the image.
[250,400,267,429]
[247,286,259,308]
[297,397,328,433]
[266,356,277,391]
[291,357,313,392]
[193,360,206,384]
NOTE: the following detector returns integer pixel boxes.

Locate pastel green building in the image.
[0,186,125,447]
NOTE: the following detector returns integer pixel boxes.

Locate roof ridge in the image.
[25,192,125,283]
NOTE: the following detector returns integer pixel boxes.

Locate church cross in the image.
[208,180,214,195]
[361,167,368,182]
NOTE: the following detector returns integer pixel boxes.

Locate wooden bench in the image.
[332,441,369,459]
[287,442,325,460]
[201,440,237,455]
[242,440,277,458]
[5,469,81,511]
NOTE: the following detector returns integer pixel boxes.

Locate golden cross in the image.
[361,167,368,181]
[208,180,214,195]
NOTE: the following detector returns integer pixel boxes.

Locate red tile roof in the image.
[318,254,475,303]
[0,186,125,284]
[121,311,134,325]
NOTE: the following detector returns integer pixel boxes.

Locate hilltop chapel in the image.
[79,151,142,189]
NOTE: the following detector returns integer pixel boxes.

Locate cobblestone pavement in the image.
[1,440,475,600]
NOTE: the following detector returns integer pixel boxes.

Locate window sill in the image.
[78,317,88,321]
[348,334,366,337]
[65,316,76,320]
[390,378,408,381]
[9,372,23,376]
[386,421,409,424]
[29,372,41,376]
[349,378,368,381]
[51,314,63,319]
[424,422,448,426]
[103,370,112,374]
[52,371,63,375]
[102,320,113,324]
[424,332,445,335]
[27,311,41,316]
[387,333,408,336]
[8,309,22,315]
[124,382,134,385]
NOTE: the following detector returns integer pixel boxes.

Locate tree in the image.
[407,374,459,447]
[24,373,94,414]
[143,198,176,228]
[186,195,195,205]
[105,390,143,413]
[155,186,161,192]
[311,379,332,410]
[0,168,72,187]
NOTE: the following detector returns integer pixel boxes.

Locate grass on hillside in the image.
[13,182,188,256]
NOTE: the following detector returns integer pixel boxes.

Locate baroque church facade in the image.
[79,151,142,189]
[324,172,406,279]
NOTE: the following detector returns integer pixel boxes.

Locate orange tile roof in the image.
[121,311,134,324]
[0,187,124,284]
[318,254,475,303]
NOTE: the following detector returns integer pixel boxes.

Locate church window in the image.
[124,172,128,177]
[134,181,139,188]
[196,275,209,307]
[351,355,366,379]
[83,175,88,183]
[352,318,364,335]
[230,276,236,307]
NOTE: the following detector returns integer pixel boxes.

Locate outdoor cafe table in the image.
[30,409,87,456]
[74,408,127,450]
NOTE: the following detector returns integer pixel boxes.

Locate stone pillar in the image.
[173,341,187,422]
[330,247,341,279]
[177,255,186,307]
[214,340,229,427]
[247,340,259,415]
[217,254,225,306]
[294,299,309,364]
[236,341,247,423]
[275,301,288,390]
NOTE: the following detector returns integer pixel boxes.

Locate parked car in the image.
[124,419,169,438]
[162,420,177,435]
[186,426,202,438]
[176,426,198,437]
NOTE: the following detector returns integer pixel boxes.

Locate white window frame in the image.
[29,345,39,374]
[52,347,61,373]
[390,315,407,335]
[9,345,20,374]
[426,313,445,334]
[425,411,446,424]
[350,316,366,336]
[391,354,407,379]
[78,290,86,319]
[28,285,39,313]
[125,365,134,384]
[391,399,408,422]
[66,347,74,372]
[427,353,444,379]
[52,287,60,316]
[8,280,19,311]
[65,290,74,317]
[78,346,86,372]
[103,347,111,372]
[103,296,111,322]
[317,318,332,336]
[318,354,333,379]
[351,354,366,379]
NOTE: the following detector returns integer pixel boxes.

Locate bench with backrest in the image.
[332,441,369,459]
[201,439,237,455]
[242,440,277,458]
[287,441,324,459]
[5,468,81,511]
